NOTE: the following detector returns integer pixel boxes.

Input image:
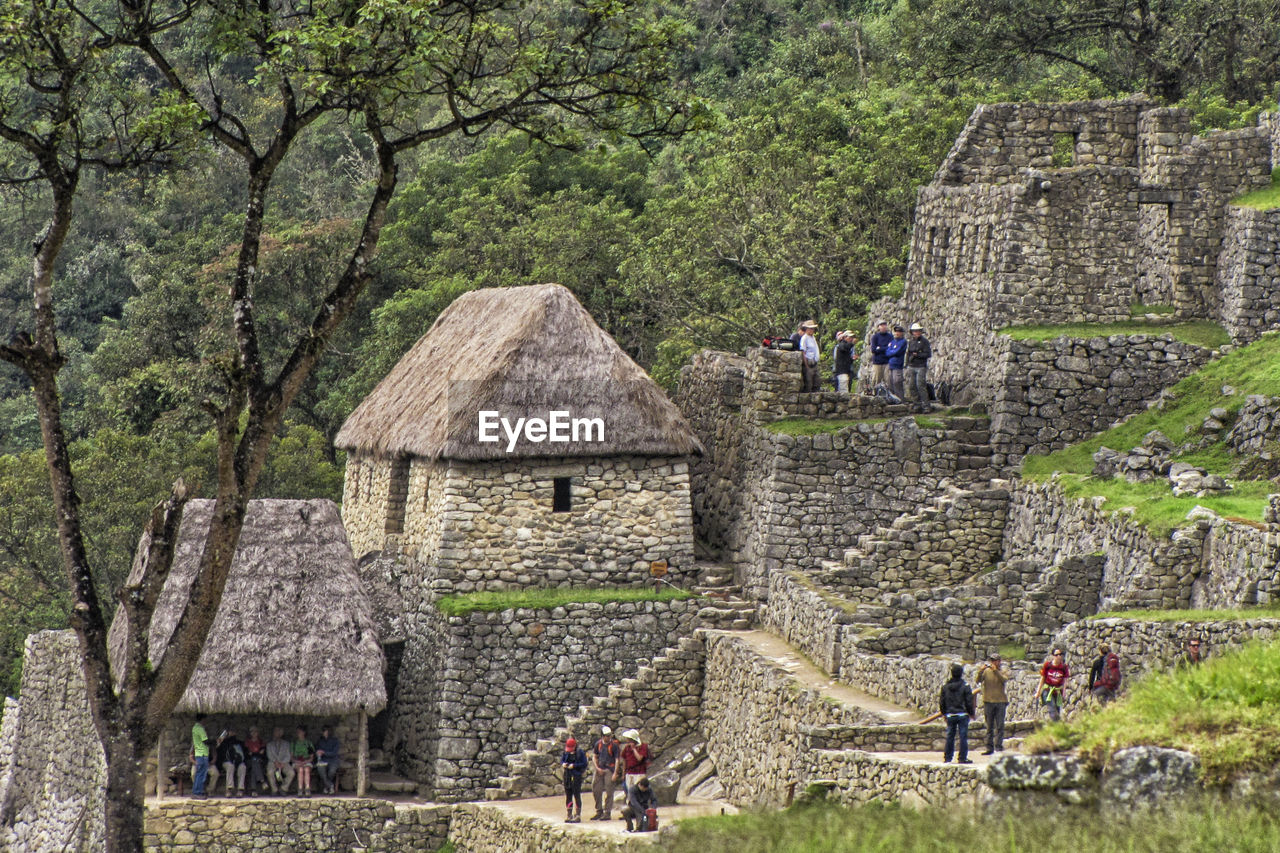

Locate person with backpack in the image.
[833,330,856,393]
[589,725,620,820]
[560,736,588,822]
[905,322,933,413]
[620,776,658,832]
[886,325,907,400]
[1089,643,1122,703]
[1038,647,1070,722]
[939,663,975,764]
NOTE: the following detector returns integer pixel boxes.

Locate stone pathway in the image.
[733,630,920,723]
[483,796,738,839]
[871,749,1002,769]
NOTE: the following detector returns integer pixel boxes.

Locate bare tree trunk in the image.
[103,737,147,853]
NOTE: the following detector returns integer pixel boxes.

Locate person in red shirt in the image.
[1038,648,1070,721]
[619,729,650,797]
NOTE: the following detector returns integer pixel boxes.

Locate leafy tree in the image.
[0,0,692,849]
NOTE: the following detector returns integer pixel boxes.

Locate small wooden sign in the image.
[650,560,669,577]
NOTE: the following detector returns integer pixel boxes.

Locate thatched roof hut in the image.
[108,499,386,717]
[334,283,702,460]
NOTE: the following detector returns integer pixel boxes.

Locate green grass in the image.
[998,642,1028,661]
[1232,168,1280,211]
[434,586,692,616]
[1025,639,1280,784]
[1001,319,1230,349]
[1090,605,1280,623]
[1130,303,1177,316]
[663,800,1280,852]
[765,418,869,436]
[1021,332,1280,530]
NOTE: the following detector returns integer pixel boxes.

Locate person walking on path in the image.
[799,321,820,393]
[1089,643,1122,703]
[1038,647,1070,722]
[833,330,856,393]
[939,663,975,764]
[974,651,1009,754]
[191,713,212,799]
[619,729,651,796]
[590,726,620,820]
[560,736,588,823]
[905,322,933,412]
[868,320,893,390]
[886,325,907,399]
[1174,637,1207,669]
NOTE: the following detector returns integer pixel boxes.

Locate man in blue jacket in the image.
[868,320,893,392]
[886,325,907,399]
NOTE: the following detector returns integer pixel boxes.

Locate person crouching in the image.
[620,776,657,832]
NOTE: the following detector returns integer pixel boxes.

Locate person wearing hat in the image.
[560,736,588,822]
[832,330,856,393]
[886,325,907,399]
[799,321,820,393]
[618,729,650,797]
[868,320,893,391]
[590,725,620,820]
[973,651,1009,755]
[905,322,933,412]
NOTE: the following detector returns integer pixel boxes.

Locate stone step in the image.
[367,771,418,794]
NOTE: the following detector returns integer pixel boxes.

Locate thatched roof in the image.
[108,499,386,716]
[335,284,703,460]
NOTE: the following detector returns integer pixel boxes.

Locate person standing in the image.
[560,736,588,823]
[905,322,932,412]
[191,713,212,799]
[619,730,651,795]
[973,651,1009,755]
[266,727,295,795]
[939,663,975,764]
[799,321,820,393]
[833,331,856,393]
[1089,644,1122,703]
[886,325,907,399]
[868,320,893,390]
[590,726,619,820]
[1174,637,1207,669]
[1037,647,1070,722]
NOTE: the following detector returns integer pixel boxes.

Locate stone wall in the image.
[1226,394,1280,456]
[142,799,451,852]
[800,720,1036,754]
[388,598,699,801]
[762,572,854,676]
[342,452,398,559]
[1217,209,1280,343]
[1193,516,1280,609]
[804,749,988,809]
[990,334,1211,464]
[701,632,898,808]
[677,349,749,555]
[490,634,706,800]
[0,631,106,853]
[449,803,653,853]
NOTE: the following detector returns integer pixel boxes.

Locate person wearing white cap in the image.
[905,322,933,413]
[799,321,820,393]
[618,729,650,798]
[590,725,620,820]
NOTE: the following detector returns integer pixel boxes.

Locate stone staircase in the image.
[691,562,757,630]
[365,750,419,795]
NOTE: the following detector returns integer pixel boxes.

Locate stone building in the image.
[106,499,386,797]
[336,283,701,593]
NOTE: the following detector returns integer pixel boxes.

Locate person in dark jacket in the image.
[314,726,342,795]
[939,663,975,764]
[886,325,907,399]
[1089,644,1122,703]
[905,322,933,413]
[868,320,893,391]
[833,330,856,392]
[620,776,657,832]
[215,729,248,797]
[560,736,588,822]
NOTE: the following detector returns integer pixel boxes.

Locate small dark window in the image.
[553,477,572,513]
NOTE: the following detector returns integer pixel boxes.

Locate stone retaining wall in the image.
[449,803,653,852]
[1226,394,1280,455]
[804,749,988,809]
[800,720,1036,753]
[990,334,1210,464]
[1218,209,1280,343]
[762,572,853,675]
[702,632,895,808]
[142,799,451,852]
[1194,516,1280,609]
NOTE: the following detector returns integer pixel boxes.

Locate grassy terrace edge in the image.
[1231,168,1280,211]
[434,586,693,616]
[999,319,1230,349]
[1089,606,1280,623]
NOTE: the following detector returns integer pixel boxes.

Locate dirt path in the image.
[484,796,738,839]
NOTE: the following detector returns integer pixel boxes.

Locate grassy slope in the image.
[1025,639,1280,783]
[434,586,691,616]
[1232,169,1280,210]
[1022,331,1280,531]
[664,801,1280,853]
[1091,605,1280,622]
[1002,319,1230,349]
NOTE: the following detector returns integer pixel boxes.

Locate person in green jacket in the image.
[291,727,315,797]
[192,713,212,798]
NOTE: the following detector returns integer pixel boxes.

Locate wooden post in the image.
[357,709,368,798]
[155,728,166,800]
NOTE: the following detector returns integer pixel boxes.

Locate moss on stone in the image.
[434,587,693,616]
[1000,320,1230,349]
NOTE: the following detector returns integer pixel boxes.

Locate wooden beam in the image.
[357,709,368,798]
[155,728,166,800]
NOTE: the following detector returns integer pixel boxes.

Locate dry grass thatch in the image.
[335,283,703,459]
[107,499,386,716]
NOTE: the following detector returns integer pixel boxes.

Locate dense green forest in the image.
[1,0,1277,693]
